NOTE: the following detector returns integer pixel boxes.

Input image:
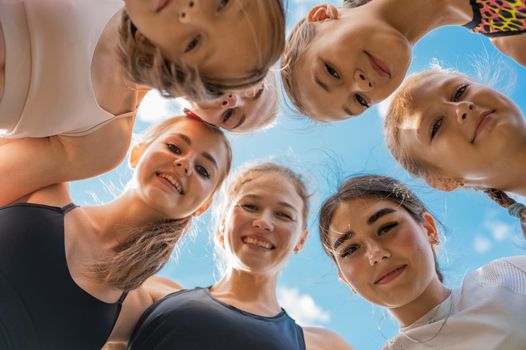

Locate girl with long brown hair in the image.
[0,116,232,350]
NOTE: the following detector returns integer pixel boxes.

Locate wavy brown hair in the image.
[90,116,233,291]
[119,1,285,101]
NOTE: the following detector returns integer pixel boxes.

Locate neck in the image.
[370,0,473,44]
[211,268,281,316]
[84,190,168,247]
[389,278,450,327]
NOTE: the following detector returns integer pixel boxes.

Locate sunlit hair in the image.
[212,162,310,273]
[89,116,232,291]
[235,71,280,133]
[319,175,444,282]
[280,18,315,116]
[385,68,526,236]
[119,1,285,101]
[342,0,373,8]
[384,68,462,180]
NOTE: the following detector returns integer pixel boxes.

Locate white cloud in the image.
[277,287,330,326]
[484,221,513,241]
[137,90,184,124]
[473,235,491,254]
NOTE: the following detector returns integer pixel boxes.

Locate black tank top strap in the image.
[118,290,129,304]
[61,203,78,214]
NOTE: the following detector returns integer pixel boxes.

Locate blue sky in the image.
[70,1,526,349]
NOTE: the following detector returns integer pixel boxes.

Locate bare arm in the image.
[303,326,355,350]
[490,35,526,67]
[103,276,182,347]
[0,116,133,206]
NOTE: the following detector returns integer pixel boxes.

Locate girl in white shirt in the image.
[319,175,526,349]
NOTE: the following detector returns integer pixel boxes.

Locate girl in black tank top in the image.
[0,116,231,350]
[128,163,353,350]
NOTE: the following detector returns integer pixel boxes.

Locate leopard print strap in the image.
[464,0,526,37]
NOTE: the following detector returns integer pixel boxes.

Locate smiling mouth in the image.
[155,0,172,13]
[241,236,275,250]
[156,171,185,195]
[365,51,391,79]
[374,265,407,285]
[470,109,495,143]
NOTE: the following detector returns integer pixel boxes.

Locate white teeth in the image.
[160,174,183,194]
[243,237,273,249]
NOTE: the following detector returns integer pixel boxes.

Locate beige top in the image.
[383,256,526,350]
[0,0,132,138]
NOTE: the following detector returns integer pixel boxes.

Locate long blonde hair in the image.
[90,116,233,291]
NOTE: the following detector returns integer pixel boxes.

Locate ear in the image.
[129,143,146,169]
[422,212,439,246]
[293,229,308,253]
[193,197,213,217]
[307,4,339,23]
[425,174,463,192]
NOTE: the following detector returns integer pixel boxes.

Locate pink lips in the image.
[374,265,407,285]
[365,52,391,79]
[470,109,495,143]
[155,0,172,13]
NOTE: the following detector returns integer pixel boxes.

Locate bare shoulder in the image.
[143,275,183,303]
[23,183,72,208]
[105,276,182,344]
[303,326,355,350]
[490,34,526,67]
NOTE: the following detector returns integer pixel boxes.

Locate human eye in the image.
[241,203,258,211]
[217,0,230,11]
[276,211,294,221]
[195,165,210,178]
[340,244,360,258]
[452,83,469,102]
[184,34,201,53]
[167,143,182,154]
[355,94,369,109]
[430,117,444,140]
[377,222,398,236]
[324,63,341,80]
[222,109,235,123]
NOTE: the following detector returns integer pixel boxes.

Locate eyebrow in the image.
[343,106,356,117]
[333,231,353,250]
[169,133,192,146]
[253,86,265,100]
[367,208,396,225]
[168,133,218,170]
[314,75,330,93]
[332,208,396,250]
[231,113,246,130]
[243,194,298,213]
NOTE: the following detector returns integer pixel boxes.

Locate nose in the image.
[367,242,390,266]
[354,69,373,92]
[455,101,474,123]
[174,157,192,176]
[179,1,197,21]
[221,94,238,109]
[253,210,274,232]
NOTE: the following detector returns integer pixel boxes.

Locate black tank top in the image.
[128,287,306,350]
[0,203,126,350]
